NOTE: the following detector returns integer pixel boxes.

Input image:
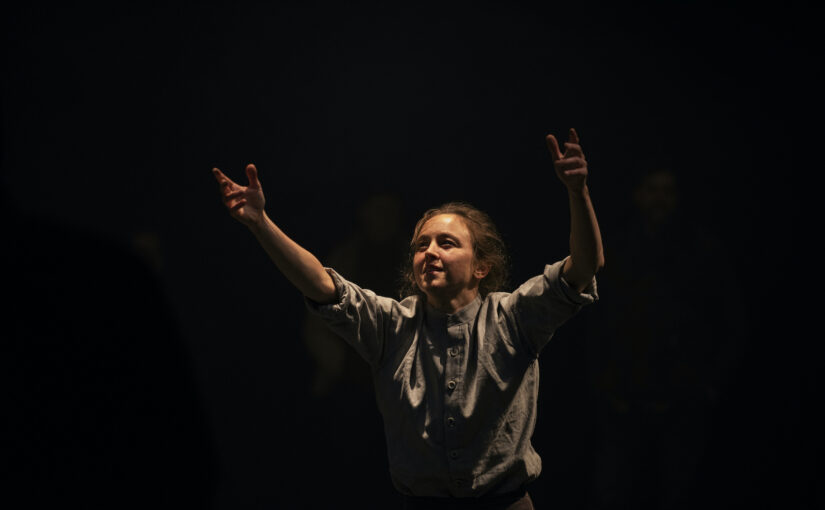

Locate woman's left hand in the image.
[546,128,588,194]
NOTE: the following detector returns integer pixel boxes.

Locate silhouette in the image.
[299,192,408,507]
[4,205,217,508]
[585,166,746,509]
[303,192,408,396]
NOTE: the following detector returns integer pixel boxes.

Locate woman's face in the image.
[413,214,486,302]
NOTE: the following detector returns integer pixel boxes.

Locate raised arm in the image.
[546,128,605,292]
[212,164,337,304]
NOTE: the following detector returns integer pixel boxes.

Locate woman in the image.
[213,128,604,509]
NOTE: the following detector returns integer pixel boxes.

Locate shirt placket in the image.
[443,318,467,491]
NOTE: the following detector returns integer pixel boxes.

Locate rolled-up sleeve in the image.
[304,268,399,369]
[500,257,598,356]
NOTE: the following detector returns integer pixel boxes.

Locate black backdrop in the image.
[3,2,821,509]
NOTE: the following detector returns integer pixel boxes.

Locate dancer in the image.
[213,128,603,509]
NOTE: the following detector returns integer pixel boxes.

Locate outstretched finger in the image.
[563,143,584,159]
[212,167,236,189]
[546,134,563,161]
[245,163,261,189]
[568,128,580,145]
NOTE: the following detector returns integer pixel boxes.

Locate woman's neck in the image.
[425,287,480,314]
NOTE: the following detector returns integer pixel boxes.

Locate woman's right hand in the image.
[212,164,266,229]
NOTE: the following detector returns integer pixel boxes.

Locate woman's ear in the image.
[473,260,491,280]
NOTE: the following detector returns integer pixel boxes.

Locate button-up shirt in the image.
[306,257,598,497]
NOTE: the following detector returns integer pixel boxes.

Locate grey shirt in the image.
[306,257,598,497]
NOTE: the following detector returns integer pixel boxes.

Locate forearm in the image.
[563,184,605,291]
[248,212,337,303]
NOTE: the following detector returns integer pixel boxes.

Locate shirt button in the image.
[447,379,457,390]
[449,450,459,459]
[448,347,459,357]
[446,417,456,428]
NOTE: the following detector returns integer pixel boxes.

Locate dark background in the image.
[3,2,821,509]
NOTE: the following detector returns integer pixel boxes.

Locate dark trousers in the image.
[401,489,534,510]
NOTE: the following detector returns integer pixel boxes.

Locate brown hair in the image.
[399,202,510,299]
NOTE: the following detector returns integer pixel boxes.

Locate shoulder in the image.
[494,258,599,311]
[396,294,423,318]
[318,267,424,317]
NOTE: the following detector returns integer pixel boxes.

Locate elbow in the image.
[317,276,339,304]
[306,271,338,305]
[585,258,604,280]
[566,253,604,284]
[583,252,605,275]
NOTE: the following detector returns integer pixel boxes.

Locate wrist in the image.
[247,211,269,236]
[567,183,590,199]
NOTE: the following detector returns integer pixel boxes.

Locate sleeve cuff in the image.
[551,257,599,305]
[304,267,347,313]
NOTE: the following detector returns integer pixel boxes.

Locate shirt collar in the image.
[425,294,482,328]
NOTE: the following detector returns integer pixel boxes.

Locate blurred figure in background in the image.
[4,206,217,508]
[303,192,408,397]
[585,164,746,509]
[300,191,408,506]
